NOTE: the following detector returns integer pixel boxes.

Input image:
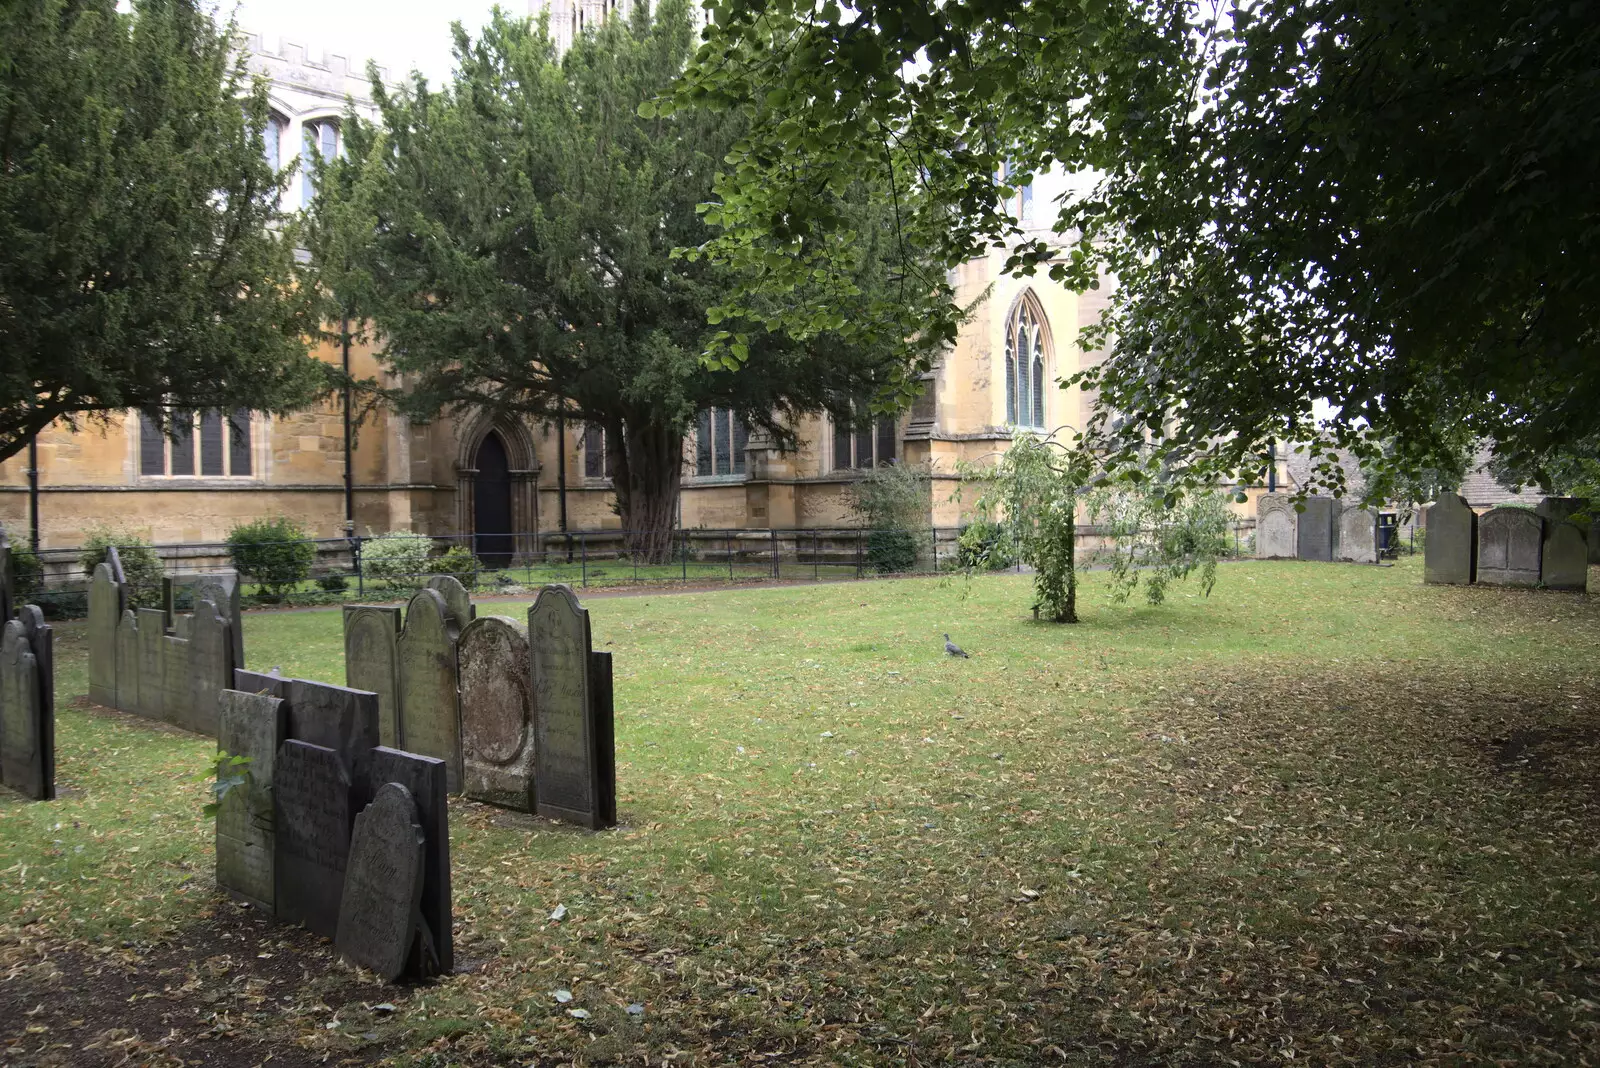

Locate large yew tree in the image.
[676,0,1600,495]
[0,0,326,465]
[312,0,944,560]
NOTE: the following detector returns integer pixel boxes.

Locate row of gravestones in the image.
[87,555,244,736]
[0,527,55,801]
[217,672,452,981]
[1423,494,1592,590]
[343,579,615,829]
[1255,495,1385,564]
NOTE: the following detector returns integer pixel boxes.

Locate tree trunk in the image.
[609,419,684,565]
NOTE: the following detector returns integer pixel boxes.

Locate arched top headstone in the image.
[425,575,476,628]
[1477,507,1543,587]
[1423,492,1476,585]
[402,587,455,642]
[1541,520,1589,592]
[1256,494,1297,560]
[336,781,427,982]
[459,615,533,780]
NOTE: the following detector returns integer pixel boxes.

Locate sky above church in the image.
[228,0,520,84]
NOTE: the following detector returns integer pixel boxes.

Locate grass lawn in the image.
[3,557,1599,1066]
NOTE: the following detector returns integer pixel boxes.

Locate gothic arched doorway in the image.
[474,431,515,567]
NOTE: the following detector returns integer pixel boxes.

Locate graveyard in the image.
[2,558,1599,1066]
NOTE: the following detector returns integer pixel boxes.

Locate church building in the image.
[0,6,1115,557]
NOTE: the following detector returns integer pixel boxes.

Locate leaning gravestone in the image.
[397,589,463,792]
[216,690,288,910]
[361,747,452,976]
[344,606,403,746]
[1424,492,1477,585]
[1477,507,1544,587]
[1,607,55,801]
[286,678,380,769]
[425,575,477,628]
[460,616,535,812]
[1337,505,1380,565]
[87,564,123,706]
[1295,497,1339,562]
[1540,521,1589,592]
[273,739,353,939]
[529,585,616,829]
[335,783,426,982]
[1255,495,1297,559]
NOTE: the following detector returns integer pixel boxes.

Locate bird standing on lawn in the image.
[944,633,970,659]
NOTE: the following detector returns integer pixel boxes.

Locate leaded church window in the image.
[139,410,253,478]
[832,402,897,470]
[696,408,748,477]
[1004,297,1048,430]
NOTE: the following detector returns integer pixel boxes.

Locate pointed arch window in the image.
[301,120,339,204]
[1004,297,1048,430]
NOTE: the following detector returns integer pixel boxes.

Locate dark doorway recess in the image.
[474,431,515,567]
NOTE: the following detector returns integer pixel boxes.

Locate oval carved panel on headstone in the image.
[460,616,531,765]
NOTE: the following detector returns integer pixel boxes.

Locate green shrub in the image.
[957,518,1015,570]
[227,517,316,599]
[430,545,481,589]
[362,532,433,590]
[10,542,45,601]
[315,573,350,593]
[848,461,931,574]
[866,528,918,573]
[79,526,163,608]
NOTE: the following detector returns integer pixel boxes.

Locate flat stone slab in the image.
[1424,492,1477,585]
[1295,497,1338,562]
[285,678,380,767]
[273,740,353,939]
[336,782,426,982]
[1478,507,1543,587]
[216,690,288,911]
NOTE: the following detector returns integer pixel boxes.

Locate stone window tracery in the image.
[1004,296,1048,430]
[139,410,253,479]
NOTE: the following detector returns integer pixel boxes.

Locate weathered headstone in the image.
[193,573,246,674]
[1540,521,1589,592]
[1256,494,1297,560]
[159,626,194,730]
[285,678,380,768]
[1423,492,1477,584]
[397,589,462,792]
[1295,497,1339,562]
[0,607,54,801]
[87,564,122,706]
[136,607,167,721]
[460,616,534,811]
[335,783,427,981]
[273,739,352,939]
[529,585,615,829]
[216,690,288,910]
[1536,497,1590,524]
[344,606,403,747]
[425,575,477,628]
[361,747,452,976]
[185,601,234,736]
[1336,505,1380,565]
[1477,507,1544,587]
[234,666,288,699]
[115,609,141,714]
[590,648,617,828]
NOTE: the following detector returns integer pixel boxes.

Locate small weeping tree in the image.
[1084,481,1233,605]
[964,432,1093,623]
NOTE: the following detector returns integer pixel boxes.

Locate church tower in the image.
[540,0,639,54]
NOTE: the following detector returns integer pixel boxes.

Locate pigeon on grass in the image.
[944,634,970,659]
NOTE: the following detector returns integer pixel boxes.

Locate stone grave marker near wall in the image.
[1477,508,1544,587]
[344,606,403,746]
[397,588,463,792]
[193,574,245,676]
[1540,521,1590,592]
[425,575,477,628]
[1536,497,1600,568]
[1256,495,1298,559]
[1295,497,1339,562]
[459,616,535,812]
[185,602,234,736]
[1337,505,1380,564]
[88,564,123,706]
[1424,492,1477,584]
[529,585,616,829]
[115,609,140,714]
[361,747,452,976]
[1,606,55,801]
[0,525,11,624]
[335,782,427,981]
[216,690,288,910]
[137,607,166,718]
[273,739,353,939]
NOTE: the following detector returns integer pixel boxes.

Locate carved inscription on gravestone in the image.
[530,585,602,827]
[460,616,534,811]
[1337,506,1380,565]
[1477,508,1543,587]
[397,589,462,792]
[216,690,287,910]
[1256,495,1297,560]
[344,606,403,747]
[115,610,140,714]
[285,678,380,766]
[336,783,426,981]
[273,740,352,939]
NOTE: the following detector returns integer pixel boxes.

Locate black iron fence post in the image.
[856,533,864,580]
[581,533,588,588]
[771,527,779,579]
[813,532,819,582]
[727,532,734,581]
[354,535,364,597]
[681,532,688,583]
